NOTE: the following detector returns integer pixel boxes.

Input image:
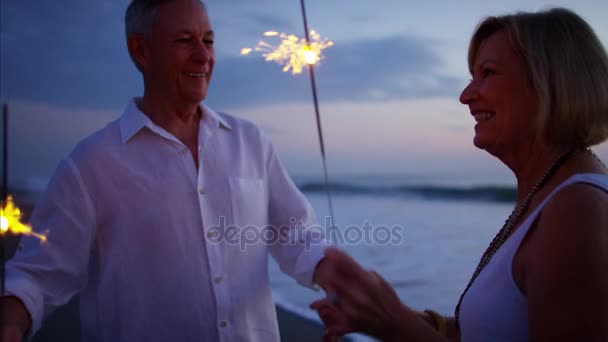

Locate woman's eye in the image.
[203,39,214,46]
[481,68,494,77]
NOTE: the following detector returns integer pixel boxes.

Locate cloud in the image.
[206,35,463,108]
[212,8,296,34]
[242,12,296,32]
[0,0,139,109]
[5,101,121,187]
[1,0,461,112]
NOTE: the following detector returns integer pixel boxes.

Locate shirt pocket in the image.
[226,177,269,277]
[227,177,268,230]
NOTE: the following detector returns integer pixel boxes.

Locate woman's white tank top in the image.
[459,173,608,342]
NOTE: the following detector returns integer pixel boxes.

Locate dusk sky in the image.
[2,0,608,191]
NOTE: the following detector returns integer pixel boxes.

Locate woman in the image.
[311,8,608,342]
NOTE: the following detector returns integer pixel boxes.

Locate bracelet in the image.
[424,309,447,337]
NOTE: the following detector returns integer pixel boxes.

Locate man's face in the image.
[144,0,215,105]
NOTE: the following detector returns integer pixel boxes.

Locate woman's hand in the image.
[310,248,411,340]
[311,298,353,342]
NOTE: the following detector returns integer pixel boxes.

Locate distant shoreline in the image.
[6,181,517,209]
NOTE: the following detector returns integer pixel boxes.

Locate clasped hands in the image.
[311,247,413,341]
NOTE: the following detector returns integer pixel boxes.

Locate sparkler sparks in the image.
[1,196,47,243]
[241,30,333,74]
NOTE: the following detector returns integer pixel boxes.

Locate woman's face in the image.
[459,29,539,158]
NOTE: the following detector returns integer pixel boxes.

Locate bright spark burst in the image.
[1,196,47,243]
[241,30,333,75]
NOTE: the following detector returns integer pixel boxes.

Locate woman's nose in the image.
[459,81,478,105]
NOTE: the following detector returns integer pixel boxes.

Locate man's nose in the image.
[192,41,212,63]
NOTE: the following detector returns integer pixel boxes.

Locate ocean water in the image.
[269,189,514,322]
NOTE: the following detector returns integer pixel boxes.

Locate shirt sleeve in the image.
[264,137,331,289]
[5,157,96,339]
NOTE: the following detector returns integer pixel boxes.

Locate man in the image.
[0,1,331,341]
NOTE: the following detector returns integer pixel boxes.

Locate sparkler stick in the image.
[241,4,337,236]
[0,105,47,297]
[2,103,7,295]
[299,0,336,231]
[2,104,6,215]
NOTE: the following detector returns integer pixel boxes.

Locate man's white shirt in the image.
[6,99,327,342]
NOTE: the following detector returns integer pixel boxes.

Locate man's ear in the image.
[127,34,150,71]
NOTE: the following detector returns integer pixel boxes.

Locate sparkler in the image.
[240,29,333,74]
[242,1,337,233]
[1,196,47,243]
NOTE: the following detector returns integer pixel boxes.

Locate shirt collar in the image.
[119,98,232,144]
[201,102,232,132]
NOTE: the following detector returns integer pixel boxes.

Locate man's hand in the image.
[310,248,414,341]
[312,256,347,342]
[1,325,24,342]
[0,296,31,342]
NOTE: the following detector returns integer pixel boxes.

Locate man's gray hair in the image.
[125,0,207,71]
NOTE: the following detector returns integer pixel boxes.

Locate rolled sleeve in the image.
[264,138,331,288]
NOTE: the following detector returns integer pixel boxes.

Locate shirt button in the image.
[214,276,223,284]
[219,320,229,328]
[207,231,216,239]
[198,187,205,194]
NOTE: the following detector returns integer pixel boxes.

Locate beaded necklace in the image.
[454,148,578,326]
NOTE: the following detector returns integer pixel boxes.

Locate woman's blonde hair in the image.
[468,8,608,147]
